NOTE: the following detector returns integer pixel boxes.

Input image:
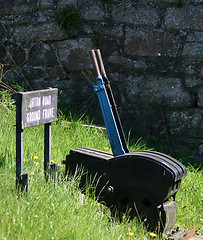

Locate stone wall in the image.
[0,0,203,160]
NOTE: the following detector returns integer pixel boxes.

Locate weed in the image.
[0,63,3,80]
[98,0,112,4]
[56,6,81,35]
[176,0,184,8]
[91,34,100,48]
[169,27,175,33]
[0,64,14,93]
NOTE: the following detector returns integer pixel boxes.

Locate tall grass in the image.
[0,89,202,239]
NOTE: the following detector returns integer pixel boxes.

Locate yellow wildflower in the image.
[149,232,157,237]
[33,155,39,160]
[34,161,39,165]
[127,232,134,236]
[51,159,54,163]
[23,158,26,162]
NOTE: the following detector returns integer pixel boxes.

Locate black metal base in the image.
[64,147,187,235]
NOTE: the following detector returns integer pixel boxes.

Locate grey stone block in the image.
[80,2,105,21]
[13,22,67,42]
[112,4,159,26]
[118,74,195,109]
[185,77,203,89]
[53,38,93,72]
[182,43,203,57]
[28,42,59,66]
[22,65,48,80]
[165,6,203,30]
[0,0,38,15]
[167,109,203,137]
[197,87,203,107]
[0,41,26,66]
[124,28,181,57]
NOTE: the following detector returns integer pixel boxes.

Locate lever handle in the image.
[89,50,101,78]
[96,49,107,77]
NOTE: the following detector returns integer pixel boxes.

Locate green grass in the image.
[0,90,202,239]
[56,6,81,35]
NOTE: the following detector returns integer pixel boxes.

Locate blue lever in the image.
[94,76,125,156]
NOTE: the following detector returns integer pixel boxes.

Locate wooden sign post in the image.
[16,88,58,192]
